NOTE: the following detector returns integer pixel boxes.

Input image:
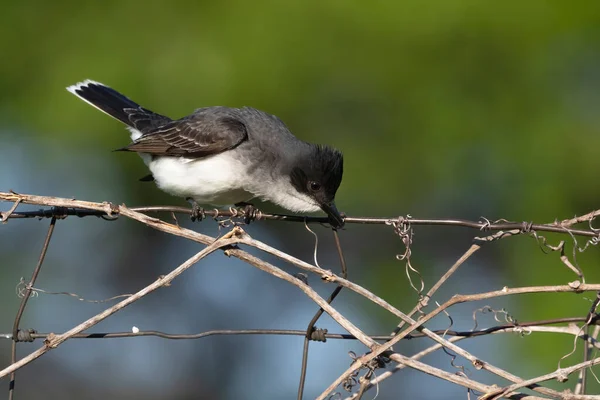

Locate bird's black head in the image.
[290,145,344,228]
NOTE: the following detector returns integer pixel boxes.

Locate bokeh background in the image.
[2,1,600,399]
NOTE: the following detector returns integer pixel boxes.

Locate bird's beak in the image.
[320,202,345,229]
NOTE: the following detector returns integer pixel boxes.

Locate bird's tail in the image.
[66,80,170,133]
[67,80,144,126]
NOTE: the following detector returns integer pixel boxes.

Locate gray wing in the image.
[122,112,248,157]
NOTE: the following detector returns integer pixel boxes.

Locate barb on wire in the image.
[15,279,132,303]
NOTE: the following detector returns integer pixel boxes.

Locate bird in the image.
[66,80,345,228]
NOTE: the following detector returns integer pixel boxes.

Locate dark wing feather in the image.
[68,81,171,132]
[124,108,172,133]
[122,114,248,157]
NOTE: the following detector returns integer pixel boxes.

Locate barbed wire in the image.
[2,191,599,238]
[2,191,600,399]
[3,315,596,343]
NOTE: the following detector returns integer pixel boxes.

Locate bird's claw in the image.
[188,198,205,222]
[235,202,259,224]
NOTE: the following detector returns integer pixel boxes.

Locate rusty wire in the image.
[3,204,599,238]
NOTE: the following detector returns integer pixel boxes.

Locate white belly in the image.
[147,153,254,206]
[128,127,253,206]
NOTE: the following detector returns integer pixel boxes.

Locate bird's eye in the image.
[309,181,321,192]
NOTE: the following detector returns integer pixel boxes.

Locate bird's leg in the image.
[234,202,259,224]
[187,198,205,222]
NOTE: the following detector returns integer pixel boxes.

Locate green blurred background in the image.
[2,1,600,398]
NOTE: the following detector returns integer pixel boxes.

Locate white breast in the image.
[147,154,254,206]
[128,127,253,206]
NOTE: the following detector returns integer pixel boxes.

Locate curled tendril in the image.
[343,351,387,393]
[388,216,424,301]
[589,215,600,233]
[472,306,518,332]
[304,219,321,268]
[437,301,468,376]
[512,325,532,337]
[479,217,491,231]
[15,278,38,299]
[342,351,360,392]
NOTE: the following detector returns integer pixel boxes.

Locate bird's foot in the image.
[187,198,205,222]
[235,202,260,224]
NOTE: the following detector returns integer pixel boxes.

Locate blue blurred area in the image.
[2,1,600,398]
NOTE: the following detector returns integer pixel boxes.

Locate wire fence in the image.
[1,190,600,399]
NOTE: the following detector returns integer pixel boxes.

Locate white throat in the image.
[254,179,320,213]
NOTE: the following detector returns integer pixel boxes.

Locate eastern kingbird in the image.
[67,80,344,227]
